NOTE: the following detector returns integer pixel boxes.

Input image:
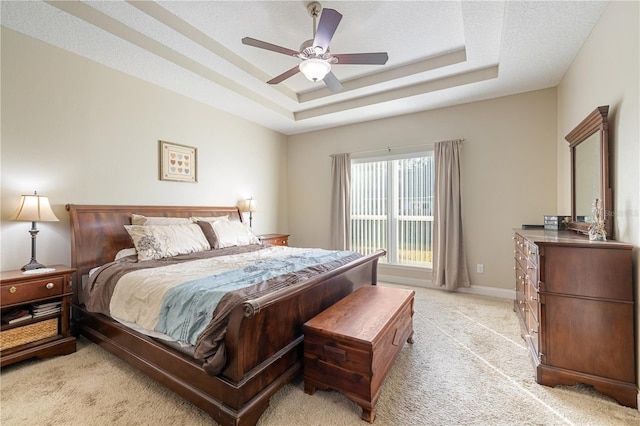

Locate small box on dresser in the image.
[543,215,570,230]
[1,265,76,367]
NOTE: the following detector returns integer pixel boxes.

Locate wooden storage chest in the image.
[303,285,415,422]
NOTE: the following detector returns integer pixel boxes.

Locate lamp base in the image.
[21,259,46,271]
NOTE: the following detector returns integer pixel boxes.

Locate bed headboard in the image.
[65,204,242,301]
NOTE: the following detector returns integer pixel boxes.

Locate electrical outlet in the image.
[477,264,484,273]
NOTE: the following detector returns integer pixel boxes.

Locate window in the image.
[351,152,434,268]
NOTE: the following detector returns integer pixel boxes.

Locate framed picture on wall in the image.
[159,140,197,183]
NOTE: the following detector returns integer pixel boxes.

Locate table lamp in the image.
[240,197,257,228]
[9,191,60,270]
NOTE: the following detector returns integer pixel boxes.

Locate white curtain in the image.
[433,140,470,290]
[330,153,351,250]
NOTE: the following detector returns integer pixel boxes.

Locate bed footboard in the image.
[221,248,384,395]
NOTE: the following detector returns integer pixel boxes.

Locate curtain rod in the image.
[330,138,465,157]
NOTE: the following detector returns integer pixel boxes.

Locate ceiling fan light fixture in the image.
[299,58,331,82]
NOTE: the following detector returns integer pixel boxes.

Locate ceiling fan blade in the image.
[333,52,389,65]
[323,71,343,92]
[267,66,301,85]
[242,37,299,57]
[313,8,342,53]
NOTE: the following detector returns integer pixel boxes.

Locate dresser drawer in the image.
[1,276,65,305]
[526,306,539,355]
[525,241,538,261]
[525,277,539,322]
[526,258,538,290]
[515,248,527,269]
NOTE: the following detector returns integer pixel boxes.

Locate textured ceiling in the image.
[1,1,608,135]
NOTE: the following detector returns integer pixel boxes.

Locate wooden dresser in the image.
[303,285,414,422]
[513,229,636,407]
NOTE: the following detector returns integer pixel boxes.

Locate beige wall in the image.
[0,28,288,271]
[288,88,558,294]
[556,1,639,393]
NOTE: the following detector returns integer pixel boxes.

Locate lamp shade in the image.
[246,198,257,213]
[240,198,257,213]
[299,58,331,82]
[9,193,59,222]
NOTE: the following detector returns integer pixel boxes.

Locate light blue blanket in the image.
[155,248,358,345]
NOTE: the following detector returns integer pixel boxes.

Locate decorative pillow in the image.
[114,247,137,261]
[124,224,210,261]
[192,216,229,249]
[131,214,192,226]
[212,220,260,248]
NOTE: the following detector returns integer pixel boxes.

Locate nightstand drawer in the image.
[259,234,289,247]
[269,237,288,246]
[1,276,65,305]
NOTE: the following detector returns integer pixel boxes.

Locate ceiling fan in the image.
[242,2,389,92]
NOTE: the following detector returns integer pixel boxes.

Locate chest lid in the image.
[303,286,414,343]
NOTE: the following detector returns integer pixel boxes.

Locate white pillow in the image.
[115,247,137,261]
[124,224,210,261]
[131,214,192,226]
[212,220,260,248]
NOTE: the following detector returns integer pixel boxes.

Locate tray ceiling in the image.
[1,1,608,135]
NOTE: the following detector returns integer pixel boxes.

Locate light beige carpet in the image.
[2,284,639,425]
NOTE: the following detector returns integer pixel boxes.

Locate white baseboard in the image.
[378,274,515,300]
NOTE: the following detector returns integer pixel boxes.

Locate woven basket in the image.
[0,318,58,351]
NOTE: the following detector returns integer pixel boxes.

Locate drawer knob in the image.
[530,295,538,301]
[530,329,538,334]
[9,286,17,293]
[46,282,54,289]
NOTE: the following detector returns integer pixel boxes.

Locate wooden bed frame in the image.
[66,204,384,426]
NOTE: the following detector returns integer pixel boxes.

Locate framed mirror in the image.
[565,105,611,238]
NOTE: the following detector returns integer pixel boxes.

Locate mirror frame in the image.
[565,105,611,238]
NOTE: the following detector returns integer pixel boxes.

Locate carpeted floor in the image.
[1,284,639,425]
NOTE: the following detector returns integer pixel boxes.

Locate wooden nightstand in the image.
[259,233,290,246]
[1,265,76,367]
